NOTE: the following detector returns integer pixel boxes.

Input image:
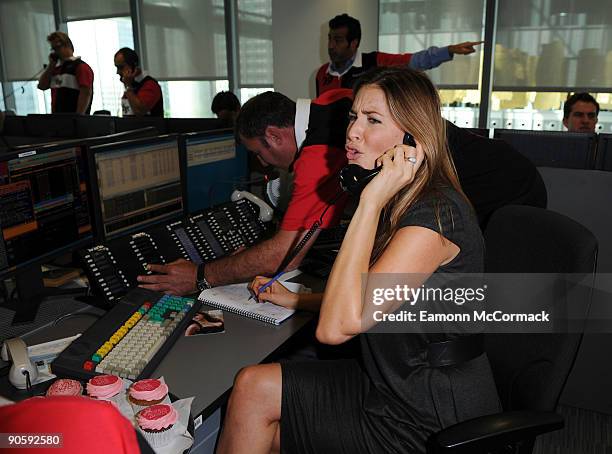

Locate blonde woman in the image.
[217,67,500,454]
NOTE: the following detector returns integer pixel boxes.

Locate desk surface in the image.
[154,307,312,419]
[2,276,319,420]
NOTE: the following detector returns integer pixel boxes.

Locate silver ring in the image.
[406,156,417,164]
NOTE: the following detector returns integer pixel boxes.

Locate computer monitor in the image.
[182,129,248,211]
[493,129,597,169]
[88,135,186,240]
[596,133,612,171]
[0,142,95,323]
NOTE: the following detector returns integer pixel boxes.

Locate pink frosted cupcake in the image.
[128,378,169,410]
[136,404,178,447]
[86,374,124,400]
[46,379,82,397]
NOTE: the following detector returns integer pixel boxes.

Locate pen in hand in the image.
[248,271,285,302]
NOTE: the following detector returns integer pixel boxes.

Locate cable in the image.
[23,370,33,397]
[52,311,101,327]
[274,189,346,274]
[1,67,46,106]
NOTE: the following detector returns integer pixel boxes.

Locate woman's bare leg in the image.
[216,363,282,454]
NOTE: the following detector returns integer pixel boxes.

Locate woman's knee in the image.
[232,363,282,408]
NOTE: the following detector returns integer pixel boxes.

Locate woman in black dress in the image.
[216,67,501,454]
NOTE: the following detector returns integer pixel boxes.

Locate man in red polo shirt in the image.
[317,13,483,96]
[37,31,94,114]
[137,89,352,294]
[114,47,164,117]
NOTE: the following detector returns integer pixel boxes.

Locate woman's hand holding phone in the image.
[360,139,423,209]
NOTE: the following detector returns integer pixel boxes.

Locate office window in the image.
[379,0,485,126]
[440,89,481,128]
[142,0,227,80]
[10,81,51,115]
[494,0,612,90]
[379,0,485,87]
[160,80,229,118]
[240,87,273,103]
[60,0,130,21]
[237,0,273,87]
[66,17,134,115]
[0,0,55,81]
[488,91,612,133]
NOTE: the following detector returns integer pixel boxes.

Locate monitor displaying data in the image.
[0,145,94,276]
[92,136,185,239]
[184,129,248,211]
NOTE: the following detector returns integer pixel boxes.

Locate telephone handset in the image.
[339,132,417,196]
[1,337,38,389]
[231,190,274,222]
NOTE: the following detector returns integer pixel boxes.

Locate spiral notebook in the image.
[198,282,302,325]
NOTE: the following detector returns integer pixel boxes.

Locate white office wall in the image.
[272,0,378,100]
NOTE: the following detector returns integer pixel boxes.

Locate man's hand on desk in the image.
[137,259,197,296]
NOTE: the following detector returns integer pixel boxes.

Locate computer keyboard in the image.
[51,288,201,381]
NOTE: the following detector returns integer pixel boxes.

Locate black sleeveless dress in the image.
[280,188,501,453]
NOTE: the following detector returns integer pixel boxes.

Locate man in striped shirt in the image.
[38,31,94,114]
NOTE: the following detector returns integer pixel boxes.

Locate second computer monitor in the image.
[89,135,186,240]
[183,129,248,211]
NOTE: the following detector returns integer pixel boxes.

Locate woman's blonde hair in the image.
[353,67,468,263]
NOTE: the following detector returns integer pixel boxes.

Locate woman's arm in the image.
[316,145,458,345]
[249,276,323,312]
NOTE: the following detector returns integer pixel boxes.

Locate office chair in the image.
[428,205,598,454]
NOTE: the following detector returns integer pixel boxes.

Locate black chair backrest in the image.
[595,133,612,171]
[493,129,597,169]
[484,205,597,412]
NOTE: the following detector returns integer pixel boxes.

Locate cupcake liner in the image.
[139,422,179,448]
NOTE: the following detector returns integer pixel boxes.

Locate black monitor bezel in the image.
[87,134,187,242]
[0,141,96,280]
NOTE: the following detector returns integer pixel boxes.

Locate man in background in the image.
[211,91,241,126]
[114,47,163,117]
[37,31,94,114]
[563,92,599,133]
[317,13,482,95]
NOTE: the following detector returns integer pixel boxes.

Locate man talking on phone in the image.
[37,31,94,114]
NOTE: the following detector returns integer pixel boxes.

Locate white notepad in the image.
[198,281,305,325]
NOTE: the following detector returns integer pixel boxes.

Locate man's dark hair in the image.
[211,91,241,115]
[235,92,296,139]
[115,47,140,69]
[329,13,361,46]
[564,92,600,119]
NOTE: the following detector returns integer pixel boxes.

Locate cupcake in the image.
[136,403,178,448]
[46,379,82,397]
[86,374,124,400]
[128,378,169,410]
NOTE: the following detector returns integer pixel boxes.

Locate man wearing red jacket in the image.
[137,89,352,294]
[38,31,94,114]
[114,47,164,117]
[317,13,482,95]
